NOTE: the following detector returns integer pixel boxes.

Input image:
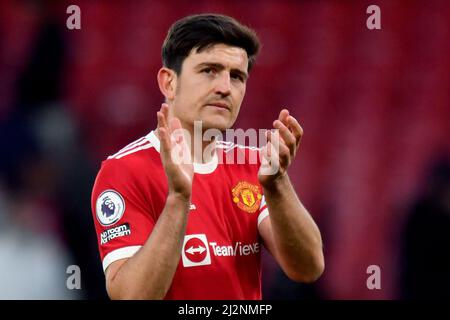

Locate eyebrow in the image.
[196,62,248,80]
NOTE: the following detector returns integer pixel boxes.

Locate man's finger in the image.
[158,126,171,157]
[157,103,170,129]
[287,115,304,146]
[267,139,281,173]
[157,111,167,130]
[273,120,296,156]
[271,131,290,166]
[161,103,170,129]
[265,130,274,158]
[267,130,283,158]
[278,109,290,125]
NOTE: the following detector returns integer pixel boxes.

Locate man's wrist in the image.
[262,173,290,193]
[167,191,191,207]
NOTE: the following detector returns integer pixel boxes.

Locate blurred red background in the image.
[0,0,449,299]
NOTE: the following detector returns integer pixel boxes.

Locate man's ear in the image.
[157,67,177,101]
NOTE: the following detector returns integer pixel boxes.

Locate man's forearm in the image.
[263,175,324,282]
[108,193,190,299]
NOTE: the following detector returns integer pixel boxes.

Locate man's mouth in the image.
[205,102,230,111]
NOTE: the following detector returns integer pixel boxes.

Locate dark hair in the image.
[162,14,260,75]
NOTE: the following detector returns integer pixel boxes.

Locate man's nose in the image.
[214,72,231,96]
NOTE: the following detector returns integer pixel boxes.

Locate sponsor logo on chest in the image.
[181,234,260,268]
[209,242,260,257]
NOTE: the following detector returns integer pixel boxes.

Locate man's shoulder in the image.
[99,134,161,174]
[91,133,166,204]
[106,134,155,160]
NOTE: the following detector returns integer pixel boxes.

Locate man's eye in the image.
[202,68,214,74]
[231,73,243,82]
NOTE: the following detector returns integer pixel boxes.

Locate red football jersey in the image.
[91,130,269,299]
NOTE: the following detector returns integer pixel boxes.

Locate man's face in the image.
[171,43,249,131]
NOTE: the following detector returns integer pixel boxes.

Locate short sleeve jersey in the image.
[91,131,269,299]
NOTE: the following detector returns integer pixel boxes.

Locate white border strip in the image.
[257,208,269,227]
[102,245,142,272]
[259,196,266,209]
[115,143,152,159]
[108,137,146,159]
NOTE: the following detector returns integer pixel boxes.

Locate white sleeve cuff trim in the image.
[259,196,266,209]
[102,245,142,272]
[257,208,270,227]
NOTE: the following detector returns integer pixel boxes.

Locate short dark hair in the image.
[162,14,260,75]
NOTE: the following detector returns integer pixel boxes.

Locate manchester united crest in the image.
[232,181,262,213]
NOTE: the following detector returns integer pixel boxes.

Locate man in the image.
[91,13,324,300]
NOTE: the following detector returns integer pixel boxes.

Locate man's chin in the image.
[200,121,230,132]
[196,117,234,132]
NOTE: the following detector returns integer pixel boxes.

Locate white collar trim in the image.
[146,130,218,175]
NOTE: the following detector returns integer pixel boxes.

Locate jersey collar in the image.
[146,130,218,175]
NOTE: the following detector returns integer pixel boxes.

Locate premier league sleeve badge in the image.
[96,190,126,226]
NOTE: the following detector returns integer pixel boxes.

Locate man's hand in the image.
[258,109,303,188]
[257,109,323,283]
[157,103,194,200]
